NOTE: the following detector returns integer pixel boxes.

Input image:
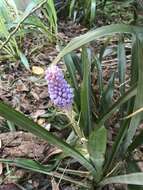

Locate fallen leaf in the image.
[32,66,44,75]
[37,118,45,125]
[16,80,29,92]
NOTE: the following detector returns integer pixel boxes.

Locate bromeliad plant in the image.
[1,24,143,189]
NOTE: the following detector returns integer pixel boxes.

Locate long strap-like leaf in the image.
[52,24,143,65]
[100,172,143,186]
[0,101,95,174]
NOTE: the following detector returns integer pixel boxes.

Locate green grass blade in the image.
[0,101,95,174]
[80,47,92,136]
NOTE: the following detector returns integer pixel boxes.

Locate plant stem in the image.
[65,110,85,141]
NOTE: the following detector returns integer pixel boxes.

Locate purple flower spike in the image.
[45,65,74,109]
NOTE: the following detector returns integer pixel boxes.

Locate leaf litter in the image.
[0,20,143,189]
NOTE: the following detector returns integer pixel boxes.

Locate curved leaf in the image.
[0,101,95,174]
[80,47,92,136]
[100,173,143,186]
[0,158,89,188]
[52,24,143,64]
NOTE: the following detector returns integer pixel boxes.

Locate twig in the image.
[0,0,47,51]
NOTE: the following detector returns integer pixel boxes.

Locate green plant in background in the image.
[0,24,143,189]
[0,0,57,69]
[0,0,32,69]
[65,0,137,26]
[22,0,58,42]
[67,0,97,26]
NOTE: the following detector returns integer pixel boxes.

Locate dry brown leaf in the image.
[16,80,29,92]
[37,118,45,125]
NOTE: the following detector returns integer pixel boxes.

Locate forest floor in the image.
[0,4,143,189]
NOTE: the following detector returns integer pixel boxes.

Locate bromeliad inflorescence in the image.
[45,65,74,109]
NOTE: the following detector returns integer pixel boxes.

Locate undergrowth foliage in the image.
[0,1,143,190]
[0,0,57,69]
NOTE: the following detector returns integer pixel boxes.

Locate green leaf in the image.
[23,0,42,14]
[128,129,143,152]
[42,0,57,35]
[88,126,107,180]
[103,119,130,175]
[0,0,10,21]
[80,47,92,136]
[100,173,143,186]
[102,86,137,175]
[127,160,143,190]
[63,53,80,110]
[69,0,76,18]
[100,72,115,114]
[98,84,137,126]
[93,56,103,96]
[52,24,143,65]
[117,36,126,95]
[70,52,82,78]
[0,101,95,174]
[90,0,96,26]
[99,37,111,62]
[124,35,143,150]
[0,158,89,188]
[131,36,139,85]
[19,51,30,70]
[7,120,16,132]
